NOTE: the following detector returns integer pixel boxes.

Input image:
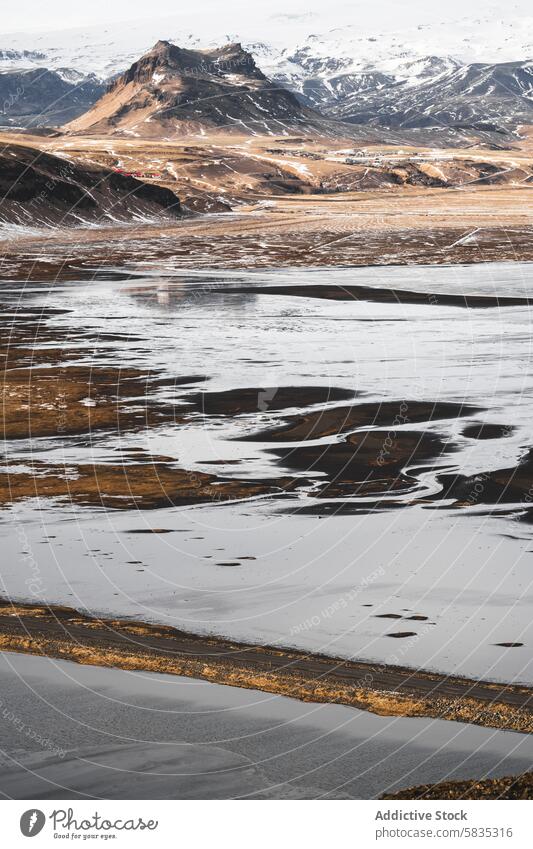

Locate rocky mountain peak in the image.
[115,39,263,89]
[117,41,206,87]
[66,39,321,136]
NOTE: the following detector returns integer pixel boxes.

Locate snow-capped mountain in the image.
[0,13,532,132]
[323,60,533,131]
[66,41,319,136]
[277,16,533,80]
[0,48,47,63]
[0,68,105,128]
[256,19,533,131]
[2,13,531,80]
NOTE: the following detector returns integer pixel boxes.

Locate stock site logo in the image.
[20,809,46,837]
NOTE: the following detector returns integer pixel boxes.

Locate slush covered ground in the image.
[2,261,533,686]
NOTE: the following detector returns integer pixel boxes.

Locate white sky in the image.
[2,0,531,37]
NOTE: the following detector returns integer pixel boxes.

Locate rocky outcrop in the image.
[65,40,322,136]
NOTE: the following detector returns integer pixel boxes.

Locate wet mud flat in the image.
[1,599,533,734]
[1,303,195,438]
[268,429,450,499]
[3,260,533,694]
[1,297,486,511]
[0,459,294,509]
[3,292,533,514]
[1,303,297,507]
[188,385,356,415]
[434,449,533,508]
[238,400,481,442]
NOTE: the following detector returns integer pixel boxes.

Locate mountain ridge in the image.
[1,15,532,135]
[64,40,322,136]
[0,68,105,128]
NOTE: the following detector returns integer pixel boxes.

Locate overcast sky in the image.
[2,0,531,36]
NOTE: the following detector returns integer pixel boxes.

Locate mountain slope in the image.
[272,17,533,82]
[0,69,105,128]
[2,15,532,136]
[323,61,533,131]
[65,41,320,137]
[0,142,181,226]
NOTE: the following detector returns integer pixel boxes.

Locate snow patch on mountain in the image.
[1,14,531,82]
